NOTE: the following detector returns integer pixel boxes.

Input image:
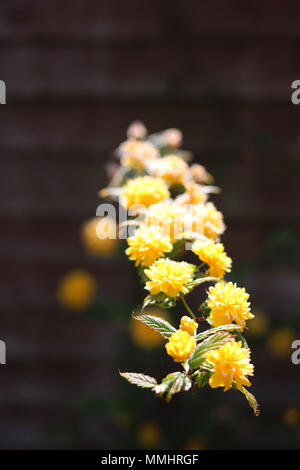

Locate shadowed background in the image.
[1,0,300,449]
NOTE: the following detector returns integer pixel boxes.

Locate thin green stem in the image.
[180,294,196,321]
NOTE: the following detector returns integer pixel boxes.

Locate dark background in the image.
[1,0,300,449]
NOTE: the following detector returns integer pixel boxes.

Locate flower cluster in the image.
[99,122,259,414]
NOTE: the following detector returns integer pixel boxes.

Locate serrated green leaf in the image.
[142,293,176,310]
[196,324,242,341]
[119,372,157,389]
[195,371,211,388]
[133,314,176,339]
[189,332,232,370]
[153,372,192,402]
[240,386,260,416]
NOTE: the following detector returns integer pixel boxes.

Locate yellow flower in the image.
[121,176,170,208]
[153,155,188,186]
[126,120,147,140]
[207,282,253,329]
[165,329,196,362]
[203,202,226,239]
[190,163,214,184]
[130,308,168,349]
[126,227,172,267]
[146,201,186,242]
[164,128,182,149]
[180,316,198,335]
[247,309,269,336]
[205,340,254,391]
[138,422,161,448]
[145,258,195,298]
[283,408,300,426]
[81,217,119,256]
[192,240,232,278]
[57,270,97,311]
[120,139,158,171]
[176,181,208,205]
[267,328,295,357]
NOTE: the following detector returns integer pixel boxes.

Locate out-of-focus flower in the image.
[138,422,161,448]
[176,181,208,205]
[205,340,254,391]
[166,329,196,362]
[180,315,198,335]
[145,258,195,298]
[164,128,182,149]
[283,408,300,426]
[247,309,269,336]
[81,217,119,257]
[57,270,97,311]
[145,201,186,242]
[152,154,188,186]
[182,437,206,450]
[207,282,253,329]
[126,226,172,267]
[203,202,226,240]
[192,240,232,278]
[126,120,147,140]
[120,140,158,171]
[190,163,214,184]
[121,176,170,208]
[267,328,295,357]
[130,307,168,349]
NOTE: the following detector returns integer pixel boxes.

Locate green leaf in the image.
[133,314,176,339]
[195,371,211,388]
[234,331,249,348]
[198,301,211,318]
[142,293,176,310]
[186,276,218,291]
[189,332,232,370]
[240,386,260,416]
[154,372,192,402]
[119,372,157,389]
[196,324,242,341]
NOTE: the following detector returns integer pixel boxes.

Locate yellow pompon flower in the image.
[192,240,232,278]
[165,329,196,362]
[205,340,254,391]
[203,202,226,240]
[121,176,170,208]
[120,139,158,171]
[57,270,97,311]
[146,201,186,242]
[153,155,188,186]
[81,217,119,257]
[176,181,208,205]
[145,258,195,298]
[207,282,253,329]
[180,316,198,335]
[126,227,172,267]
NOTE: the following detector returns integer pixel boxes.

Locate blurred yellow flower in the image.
[176,181,207,205]
[146,201,186,242]
[203,202,226,240]
[145,258,195,298]
[153,154,188,186]
[205,340,254,391]
[120,139,158,171]
[247,309,269,336]
[121,176,170,208]
[192,240,232,278]
[166,329,196,363]
[182,437,206,450]
[138,422,161,448]
[164,128,182,149]
[267,328,295,357]
[180,315,198,335]
[57,270,97,311]
[81,217,119,257]
[207,282,253,329]
[126,226,172,267]
[190,163,214,184]
[130,308,168,349]
[283,408,300,426]
[126,120,147,140]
